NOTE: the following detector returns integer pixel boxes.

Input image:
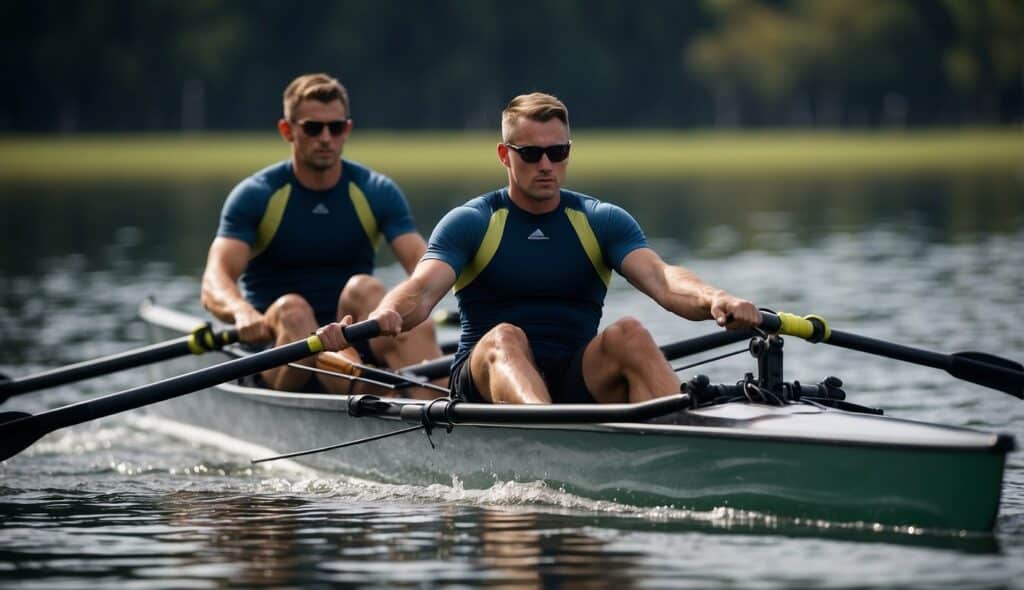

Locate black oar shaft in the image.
[0,321,378,461]
[827,330,948,370]
[400,355,454,381]
[762,311,1024,399]
[0,327,238,400]
[829,329,1024,395]
[4,339,317,439]
[659,330,754,361]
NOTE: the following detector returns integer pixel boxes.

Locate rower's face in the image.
[280,99,351,172]
[498,118,570,204]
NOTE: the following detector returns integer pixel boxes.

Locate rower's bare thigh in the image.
[582,318,679,403]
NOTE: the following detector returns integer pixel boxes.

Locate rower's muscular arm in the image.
[371,259,456,336]
[200,237,271,342]
[620,248,761,328]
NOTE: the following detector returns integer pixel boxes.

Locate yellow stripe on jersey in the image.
[564,207,611,287]
[454,208,509,293]
[251,184,291,259]
[350,182,382,250]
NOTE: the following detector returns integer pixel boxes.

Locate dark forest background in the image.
[1,0,1020,132]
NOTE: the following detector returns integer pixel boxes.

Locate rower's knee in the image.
[481,323,530,360]
[601,317,658,363]
[266,294,315,327]
[339,274,385,319]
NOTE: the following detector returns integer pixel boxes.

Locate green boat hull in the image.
[139,303,1012,532]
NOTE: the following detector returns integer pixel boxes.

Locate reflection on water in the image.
[0,485,1007,589]
[0,487,642,588]
[1,170,1021,276]
[586,171,1024,253]
[0,170,1023,588]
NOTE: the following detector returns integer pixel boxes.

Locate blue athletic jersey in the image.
[217,159,417,324]
[424,188,648,366]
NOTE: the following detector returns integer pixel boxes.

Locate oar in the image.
[660,329,755,361]
[0,320,380,461]
[761,311,1024,399]
[0,325,239,403]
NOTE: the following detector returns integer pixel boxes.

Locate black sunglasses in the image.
[505,141,572,163]
[294,119,349,137]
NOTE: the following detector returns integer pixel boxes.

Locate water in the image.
[2,171,1024,588]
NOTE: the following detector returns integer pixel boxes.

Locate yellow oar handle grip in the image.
[306,335,325,354]
[772,312,831,343]
[188,325,241,355]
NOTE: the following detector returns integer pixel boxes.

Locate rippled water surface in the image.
[1,172,1023,588]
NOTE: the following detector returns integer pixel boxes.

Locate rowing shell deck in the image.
[140,301,1013,532]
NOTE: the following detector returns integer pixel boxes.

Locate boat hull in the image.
[140,304,1011,532]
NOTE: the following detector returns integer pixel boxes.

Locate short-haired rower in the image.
[201,73,442,394]
[318,92,760,404]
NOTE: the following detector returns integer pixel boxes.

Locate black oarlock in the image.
[791,376,846,401]
[348,394,391,417]
[749,334,786,398]
[681,374,714,407]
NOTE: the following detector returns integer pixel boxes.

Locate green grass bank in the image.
[0,129,1020,184]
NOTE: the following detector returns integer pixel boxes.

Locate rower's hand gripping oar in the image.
[760,311,1024,399]
[0,324,240,403]
[0,320,380,461]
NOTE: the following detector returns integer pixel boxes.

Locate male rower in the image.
[201,73,441,392]
[318,92,760,404]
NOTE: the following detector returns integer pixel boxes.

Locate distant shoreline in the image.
[1,129,1020,183]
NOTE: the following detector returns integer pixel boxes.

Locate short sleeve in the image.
[216,178,268,245]
[366,174,417,242]
[597,202,648,272]
[422,205,491,276]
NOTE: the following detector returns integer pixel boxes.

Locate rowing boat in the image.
[135,301,1015,532]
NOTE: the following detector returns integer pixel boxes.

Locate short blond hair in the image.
[501,92,569,142]
[283,73,350,120]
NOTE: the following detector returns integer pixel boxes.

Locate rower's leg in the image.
[581,317,680,403]
[340,274,443,367]
[335,274,446,396]
[469,323,551,404]
[260,294,318,390]
[336,274,383,322]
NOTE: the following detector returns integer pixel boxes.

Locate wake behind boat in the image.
[131,300,1015,533]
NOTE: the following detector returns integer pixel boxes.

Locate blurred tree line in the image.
[1,0,1019,132]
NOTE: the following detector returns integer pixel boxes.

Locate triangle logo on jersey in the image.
[312,203,330,215]
[527,228,549,240]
